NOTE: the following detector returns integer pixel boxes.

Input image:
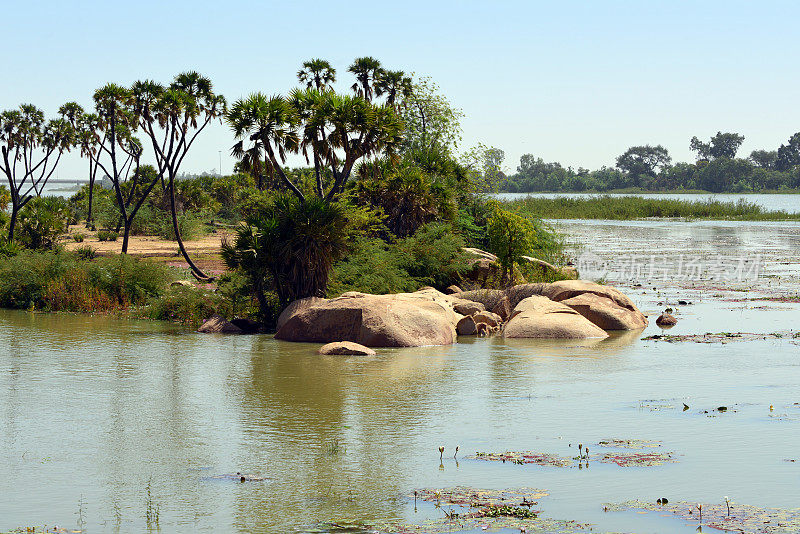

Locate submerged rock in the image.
[198,314,243,334]
[318,341,376,356]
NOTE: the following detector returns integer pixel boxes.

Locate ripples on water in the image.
[1,221,799,533]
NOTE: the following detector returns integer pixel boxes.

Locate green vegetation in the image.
[501,131,800,193]
[502,195,800,220]
[0,250,172,312]
[0,56,575,328]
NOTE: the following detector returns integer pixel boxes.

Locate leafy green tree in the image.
[776,132,800,171]
[486,208,538,284]
[690,132,745,160]
[615,145,671,183]
[297,59,336,91]
[461,144,506,193]
[401,76,463,153]
[132,72,227,280]
[0,104,75,241]
[348,56,384,102]
[749,149,778,170]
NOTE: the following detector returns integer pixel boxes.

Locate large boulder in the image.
[456,315,478,335]
[473,311,502,328]
[452,299,485,316]
[503,296,609,339]
[656,312,678,327]
[560,293,648,330]
[318,341,376,356]
[452,289,506,311]
[198,314,243,334]
[277,296,328,331]
[491,295,513,321]
[276,290,458,347]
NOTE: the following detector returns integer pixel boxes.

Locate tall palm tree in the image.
[347,57,384,102]
[297,59,336,91]
[132,72,226,279]
[375,70,413,108]
[227,93,302,201]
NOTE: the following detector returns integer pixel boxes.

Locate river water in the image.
[1,220,799,533]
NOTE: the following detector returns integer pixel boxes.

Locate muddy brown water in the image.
[1,220,799,533]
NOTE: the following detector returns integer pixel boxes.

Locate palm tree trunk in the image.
[168,175,211,280]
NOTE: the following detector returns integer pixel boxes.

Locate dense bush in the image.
[0,250,173,311]
[15,196,72,250]
[328,222,468,296]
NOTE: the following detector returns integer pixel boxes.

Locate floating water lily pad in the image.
[468,451,573,468]
[598,452,676,467]
[377,487,597,534]
[606,500,800,533]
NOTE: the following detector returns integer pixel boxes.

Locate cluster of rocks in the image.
[272,280,648,351]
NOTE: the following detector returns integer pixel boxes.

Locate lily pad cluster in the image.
[468,451,574,468]
[385,487,596,534]
[606,499,800,533]
[598,452,677,467]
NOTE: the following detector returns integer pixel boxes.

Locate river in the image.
[1,219,799,533]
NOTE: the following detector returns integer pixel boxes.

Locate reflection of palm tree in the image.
[297,59,336,91]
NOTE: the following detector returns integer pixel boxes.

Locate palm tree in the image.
[132,72,226,279]
[222,194,351,311]
[297,59,336,91]
[375,70,413,108]
[347,57,384,102]
[226,93,302,201]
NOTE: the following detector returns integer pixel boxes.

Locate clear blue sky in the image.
[3,0,799,178]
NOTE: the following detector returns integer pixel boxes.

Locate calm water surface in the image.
[1,220,799,533]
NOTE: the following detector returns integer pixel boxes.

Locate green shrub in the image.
[143,285,229,326]
[158,211,206,240]
[97,230,111,242]
[16,196,71,250]
[75,245,97,260]
[0,250,173,311]
[73,232,85,243]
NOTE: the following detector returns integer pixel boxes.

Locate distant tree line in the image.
[501,131,800,193]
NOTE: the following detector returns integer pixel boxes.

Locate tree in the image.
[347,56,384,102]
[461,144,506,193]
[91,84,164,253]
[297,59,336,91]
[59,102,102,224]
[228,89,403,203]
[690,132,745,160]
[0,104,75,241]
[486,208,539,285]
[749,149,778,170]
[221,195,351,311]
[132,72,226,280]
[615,145,671,182]
[401,76,463,154]
[776,132,800,171]
[375,70,413,108]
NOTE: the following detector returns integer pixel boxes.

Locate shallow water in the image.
[496,191,800,213]
[1,221,799,534]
